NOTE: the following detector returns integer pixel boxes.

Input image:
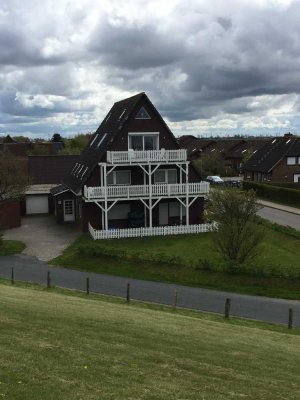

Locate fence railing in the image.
[107,149,187,164]
[84,182,209,200]
[88,222,216,240]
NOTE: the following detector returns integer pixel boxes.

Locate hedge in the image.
[242,181,300,208]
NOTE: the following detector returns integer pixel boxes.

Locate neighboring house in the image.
[51,92,210,239]
[178,135,269,172]
[243,134,300,183]
[24,155,78,215]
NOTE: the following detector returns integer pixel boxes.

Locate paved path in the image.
[0,254,299,327]
[258,206,300,230]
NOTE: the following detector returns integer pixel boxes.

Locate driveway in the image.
[3,215,80,261]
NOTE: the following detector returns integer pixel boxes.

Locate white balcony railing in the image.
[107,149,187,164]
[89,222,216,240]
[84,182,209,200]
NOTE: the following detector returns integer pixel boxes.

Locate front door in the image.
[159,203,168,225]
[63,199,75,222]
[294,174,300,183]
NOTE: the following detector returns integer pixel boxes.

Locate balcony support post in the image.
[149,164,152,228]
[185,162,189,226]
[179,167,183,224]
[104,163,108,230]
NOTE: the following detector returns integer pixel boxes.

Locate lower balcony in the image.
[84,182,209,201]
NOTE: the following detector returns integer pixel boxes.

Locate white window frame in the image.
[154,169,177,184]
[107,170,131,185]
[287,156,296,165]
[128,132,159,151]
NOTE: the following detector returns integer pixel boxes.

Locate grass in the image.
[51,224,300,299]
[1,282,300,399]
[0,239,25,255]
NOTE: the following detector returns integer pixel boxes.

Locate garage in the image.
[26,195,49,214]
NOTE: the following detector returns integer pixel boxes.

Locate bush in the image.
[242,181,300,208]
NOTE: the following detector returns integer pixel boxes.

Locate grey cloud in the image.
[88,17,182,69]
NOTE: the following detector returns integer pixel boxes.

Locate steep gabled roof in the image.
[243,136,299,173]
[63,92,180,194]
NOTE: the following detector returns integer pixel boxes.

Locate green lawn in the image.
[1,283,300,399]
[51,225,300,299]
[0,239,25,255]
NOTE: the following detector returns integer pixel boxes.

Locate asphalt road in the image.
[0,254,299,327]
[258,206,300,230]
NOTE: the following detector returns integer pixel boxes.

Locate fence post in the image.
[224,298,231,319]
[126,283,130,303]
[173,290,178,310]
[86,277,90,295]
[47,271,51,289]
[11,267,14,284]
[288,308,293,329]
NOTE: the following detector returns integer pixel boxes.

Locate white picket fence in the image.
[88,222,216,240]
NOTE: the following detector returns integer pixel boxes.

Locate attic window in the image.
[135,107,151,119]
[242,149,247,153]
[71,163,79,174]
[192,148,197,152]
[287,156,296,165]
[81,166,88,179]
[72,163,80,175]
[211,148,215,152]
[286,139,291,144]
[77,165,84,176]
[272,139,276,144]
[97,133,107,148]
[90,134,99,147]
[253,150,257,154]
[106,113,112,123]
[118,109,127,120]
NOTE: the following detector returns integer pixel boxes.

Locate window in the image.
[108,204,130,220]
[154,169,177,184]
[135,107,151,119]
[128,133,159,150]
[118,109,127,120]
[90,134,99,147]
[96,133,107,148]
[287,156,296,165]
[107,170,131,185]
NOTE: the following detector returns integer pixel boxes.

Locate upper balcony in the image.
[84,182,209,201]
[106,149,187,164]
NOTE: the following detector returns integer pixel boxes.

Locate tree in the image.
[0,154,29,201]
[207,188,264,264]
[60,133,92,155]
[51,133,64,143]
[193,152,237,179]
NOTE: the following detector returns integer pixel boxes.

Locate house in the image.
[178,135,269,174]
[243,134,300,183]
[23,155,79,215]
[51,92,210,239]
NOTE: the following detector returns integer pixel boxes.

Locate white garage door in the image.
[26,195,49,214]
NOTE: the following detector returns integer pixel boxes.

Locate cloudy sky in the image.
[1,0,300,139]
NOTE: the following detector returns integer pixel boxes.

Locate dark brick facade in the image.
[0,200,21,229]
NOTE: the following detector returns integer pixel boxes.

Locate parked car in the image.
[206,176,224,185]
[225,179,241,188]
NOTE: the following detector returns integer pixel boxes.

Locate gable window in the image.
[128,133,159,151]
[107,170,131,185]
[287,156,296,165]
[154,169,177,184]
[135,107,151,119]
